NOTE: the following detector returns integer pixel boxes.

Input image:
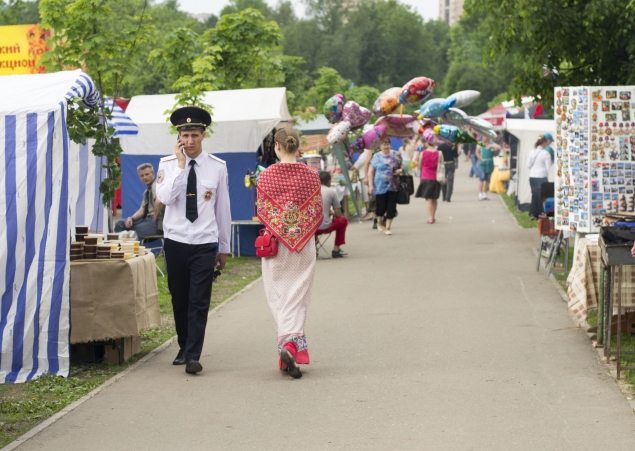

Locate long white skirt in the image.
[262,239,316,357]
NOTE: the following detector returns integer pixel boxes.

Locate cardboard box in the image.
[104,335,141,364]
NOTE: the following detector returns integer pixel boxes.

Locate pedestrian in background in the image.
[256,126,323,379]
[438,142,458,202]
[415,139,442,224]
[527,133,554,220]
[368,137,403,235]
[465,142,479,178]
[476,136,501,201]
[399,137,415,175]
[354,148,374,220]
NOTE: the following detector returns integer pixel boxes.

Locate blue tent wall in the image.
[121,152,258,222]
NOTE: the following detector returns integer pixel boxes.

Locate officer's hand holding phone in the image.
[174,137,186,169]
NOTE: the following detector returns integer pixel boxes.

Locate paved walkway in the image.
[15,167,635,450]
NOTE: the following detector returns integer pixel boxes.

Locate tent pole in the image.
[332,143,362,223]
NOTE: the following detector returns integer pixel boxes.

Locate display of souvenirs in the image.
[555,86,635,232]
[70,226,145,261]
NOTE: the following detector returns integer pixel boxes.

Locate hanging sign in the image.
[0,24,50,76]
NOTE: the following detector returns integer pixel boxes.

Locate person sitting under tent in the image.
[114,163,164,239]
[317,171,348,258]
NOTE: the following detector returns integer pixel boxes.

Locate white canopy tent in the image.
[119,87,293,227]
[121,87,292,156]
[504,118,556,208]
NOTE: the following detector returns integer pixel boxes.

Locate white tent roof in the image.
[297,115,331,135]
[505,118,556,205]
[121,87,293,155]
[0,69,100,114]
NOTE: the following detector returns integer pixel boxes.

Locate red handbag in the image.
[255,228,278,257]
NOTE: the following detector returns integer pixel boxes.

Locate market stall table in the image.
[566,237,635,327]
[70,252,161,345]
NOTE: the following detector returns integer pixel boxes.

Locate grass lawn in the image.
[0,256,261,448]
[586,310,635,388]
[501,193,538,229]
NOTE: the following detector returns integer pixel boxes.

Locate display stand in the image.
[554,86,635,234]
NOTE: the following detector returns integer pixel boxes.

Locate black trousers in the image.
[375,190,399,219]
[441,162,456,201]
[164,238,218,361]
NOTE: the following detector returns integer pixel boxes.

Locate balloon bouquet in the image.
[323,78,495,155]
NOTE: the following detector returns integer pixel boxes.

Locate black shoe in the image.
[173,350,186,365]
[372,220,377,230]
[185,359,203,374]
[332,249,347,258]
[447,199,451,202]
[280,348,302,379]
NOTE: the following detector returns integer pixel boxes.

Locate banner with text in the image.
[0,24,50,76]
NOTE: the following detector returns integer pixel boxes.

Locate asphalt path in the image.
[13,165,635,450]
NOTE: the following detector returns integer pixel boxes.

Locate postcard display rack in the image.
[554,86,635,233]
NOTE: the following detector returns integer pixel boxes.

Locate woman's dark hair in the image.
[274,126,300,154]
[534,135,550,148]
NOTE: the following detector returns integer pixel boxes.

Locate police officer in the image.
[156,106,231,374]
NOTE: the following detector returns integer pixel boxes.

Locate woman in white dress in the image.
[256,126,324,378]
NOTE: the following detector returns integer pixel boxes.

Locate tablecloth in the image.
[566,238,635,326]
[70,252,161,343]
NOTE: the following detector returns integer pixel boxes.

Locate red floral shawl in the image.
[257,163,323,252]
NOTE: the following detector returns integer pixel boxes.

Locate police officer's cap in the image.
[170,106,212,131]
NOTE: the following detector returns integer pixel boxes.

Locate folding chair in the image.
[141,234,165,277]
[314,231,332,259]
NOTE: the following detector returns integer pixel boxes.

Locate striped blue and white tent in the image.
[0,69,105,383]
[104,97,138,138]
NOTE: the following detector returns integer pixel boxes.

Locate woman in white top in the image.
[398,138,415,175]
[527,134,554,219]
[354,148,374,220]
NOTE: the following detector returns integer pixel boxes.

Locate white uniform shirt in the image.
[156,152,231,252]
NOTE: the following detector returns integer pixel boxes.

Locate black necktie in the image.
[186,160,198,222]
[143,188,150,218]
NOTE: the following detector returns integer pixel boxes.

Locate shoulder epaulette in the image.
[207,153,226,164]
[160,155,177,162]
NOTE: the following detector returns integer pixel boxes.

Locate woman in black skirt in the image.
[415,140,442,224]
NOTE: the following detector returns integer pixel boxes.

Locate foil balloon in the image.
[421,126,446,146]
[399,77,435,104]
[323,95,345,124]
[359,125,388,150]
[342,101,372,127]
[372,87,401,117]
[433,124,481,145]
[448,90,481,109]
[443,107,469,127]
[327,120,351,145]
[465,116,494,132]
[374,115,418,138]
[418,97,457,119]
[477,128,497,140]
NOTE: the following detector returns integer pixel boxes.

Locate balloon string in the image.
[399,104,404,118]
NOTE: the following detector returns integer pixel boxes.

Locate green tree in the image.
[466,0,635,106]
[344,85,381,110]
[39,0,153,207]
[204,8,284,89]
[149,8,285,122]
[442,10,514,114]
[0,0,40,25]
[219,0,273,19]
